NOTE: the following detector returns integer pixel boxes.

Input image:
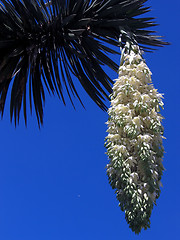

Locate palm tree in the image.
[0,0,168,126]
[0,0,168,234]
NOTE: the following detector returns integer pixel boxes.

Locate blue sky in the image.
[0,0,179,239]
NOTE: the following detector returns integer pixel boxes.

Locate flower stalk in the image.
[105,44,165,233]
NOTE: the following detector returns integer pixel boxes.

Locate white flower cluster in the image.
[105,46,164,234]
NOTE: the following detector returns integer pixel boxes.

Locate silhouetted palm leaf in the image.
[0,0,168,126]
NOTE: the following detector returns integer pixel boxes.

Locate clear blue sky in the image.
[0,0,179,239]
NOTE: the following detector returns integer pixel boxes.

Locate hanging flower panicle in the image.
[105,44,165,234]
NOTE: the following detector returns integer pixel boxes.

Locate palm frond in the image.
[0,0,168,126]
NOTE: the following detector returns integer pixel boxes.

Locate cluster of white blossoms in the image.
[105,45,164,234]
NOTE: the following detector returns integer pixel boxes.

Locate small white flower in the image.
[130,172,139,182]
[144,193,148,201]
[138,189,142,195]
[118,145,127,153]
[138,134,152,143]
[132,116,141,128]
[141,94,151,103]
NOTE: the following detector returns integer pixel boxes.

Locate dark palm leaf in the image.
[0,0,168,126]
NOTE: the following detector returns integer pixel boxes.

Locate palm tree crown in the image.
[0,0,168,126]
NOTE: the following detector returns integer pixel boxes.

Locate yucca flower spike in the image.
[105,44,165,234]
[0,0,168,126]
